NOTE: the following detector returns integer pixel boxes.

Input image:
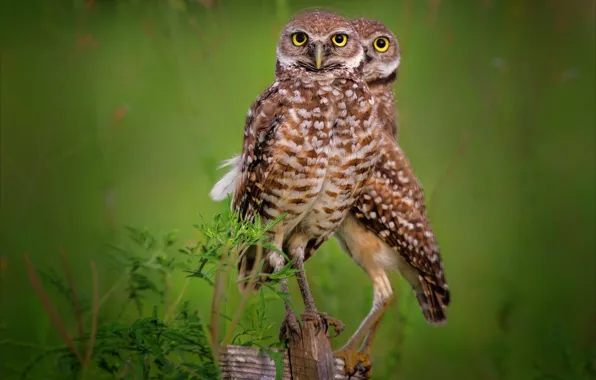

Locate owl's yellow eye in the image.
[291,32,308,46]
[331,34,348,47]
[373,37,390,52]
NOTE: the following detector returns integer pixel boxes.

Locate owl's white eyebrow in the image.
[370,33,391,40]
[287,29,309,35]
[328,28,352,36]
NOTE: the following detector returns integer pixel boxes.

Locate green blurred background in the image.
[1,0,595,379]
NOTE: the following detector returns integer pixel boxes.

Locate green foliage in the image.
[20,305,219,380]
[1,1,594,379]
[229,289,276,347]
[1,210,295,380]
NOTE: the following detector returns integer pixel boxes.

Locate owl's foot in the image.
[279,312,301,342]
[333,348,372,378]
[355,350,372,377]
[319,311,344,338]
[302,311,344,338]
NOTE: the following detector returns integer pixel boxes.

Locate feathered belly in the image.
[296,130,379,241]
[262,142,329,235]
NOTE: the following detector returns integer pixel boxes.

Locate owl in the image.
[211,12,383,335]
[210,17,450,376]
[328,19,450,376]
[351,18,401,138]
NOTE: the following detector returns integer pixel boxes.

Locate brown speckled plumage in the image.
[314,19,449,375]
[347,17,449,322]
[220,12,384,336]
[233,76,380,271]
[349,133,449,315]
[210,17,449,373]
[351,18,401,137]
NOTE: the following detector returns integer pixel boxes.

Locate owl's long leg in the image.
[354,314,386,376]
[291,245,344,337]
[359,314,384,352]
[261,237,299,341]
[278,276,301,340]
[291,246,316,313]
[334,266,393,376]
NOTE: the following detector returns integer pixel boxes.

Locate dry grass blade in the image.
[58,246,87,358]
[165,357,202,378]
[24,252,83,362]
[96,276,125,312]
[117,360,133,379]
[164,278,190,323]
[84,260,99,366]
[223,243,263,345]
[210,243,245,361]
[209,245,229,361]
[163,273,171,321]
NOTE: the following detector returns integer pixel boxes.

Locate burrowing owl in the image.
[210,17,450,374]
[329,19,450,376]
[211,12,383,335]
[352,18,401,137]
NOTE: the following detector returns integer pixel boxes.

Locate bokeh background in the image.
[1,0,595,379]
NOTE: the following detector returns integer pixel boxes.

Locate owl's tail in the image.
[237,245,276,292]
[415,276,450,326]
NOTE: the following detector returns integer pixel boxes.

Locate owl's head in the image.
[350,18,400,84]
[275,12,364,79]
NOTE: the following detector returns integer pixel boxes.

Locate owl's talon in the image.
[356,351,372,377]
[334,348,372,377]
[302,311,343,338]
[334,348,359,377]
[301,311,324,335]
[279,312,301,342]
[318,311,344,338]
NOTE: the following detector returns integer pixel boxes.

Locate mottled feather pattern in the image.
[352,131,450,321]
[233,78,379,222]
[234,75,383,288]
[232,84,283,223]
[300,127,450,323]
[211,16,450,346]
[369,82,398,137]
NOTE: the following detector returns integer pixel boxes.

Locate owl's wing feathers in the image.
[232,84,286,222]
[233,82,323,291]
[232,84,289,291]
[353,136,450,316]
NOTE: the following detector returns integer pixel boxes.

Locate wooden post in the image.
[219,344,369,380]
[287,313,334,379]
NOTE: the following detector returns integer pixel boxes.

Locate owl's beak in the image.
[314,44,323,69]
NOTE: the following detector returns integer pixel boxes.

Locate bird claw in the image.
[355,351,372,377]
[279,312,301,342]
[334,348,372,378]
[319,311,344,338]
[302,311,344,338]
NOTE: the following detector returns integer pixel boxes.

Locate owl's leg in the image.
[292,246,344,338]
[292,246,316,312]
[334,267,393,377]
[359,315,384,352]
[278,277,301,340]
[265,242,300,341]
[354,316,385,376]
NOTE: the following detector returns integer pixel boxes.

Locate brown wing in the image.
[232,84,286,222]
[232,83,289,292]
[352,131,450,304]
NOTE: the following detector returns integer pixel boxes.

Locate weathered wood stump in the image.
[288,314,335,379]
[220,316,369,380]
[219,345,368,380]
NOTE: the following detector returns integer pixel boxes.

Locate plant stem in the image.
[223,244,262,345]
